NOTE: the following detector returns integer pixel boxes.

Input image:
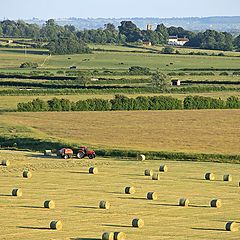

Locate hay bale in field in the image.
[152,173,160,180]
[132,218,144,228]
[102,232,114,240]
[1,160,10,166]
[113,232,126,240]
[147,192,157,200]
[210,199,222,208]
[138,154,145,161]
[179,198,189,207]
[50,220,62,230]
[99,200,110,210]
[12,188,22,197]
[225,221,239,232]
[144,169,153,176]
[23,170,32,179]
[89,167,98,174]
[44,150,52,156]
[159,165,168,172]
[223,174,232,182]
[125,186,136,194]
[205,172,215,181]
[44,200,55,209]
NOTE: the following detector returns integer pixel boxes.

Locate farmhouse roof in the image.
[178,38,189,41]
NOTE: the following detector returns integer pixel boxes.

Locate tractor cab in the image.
[79,146,88,152]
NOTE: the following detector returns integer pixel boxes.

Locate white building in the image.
[168,36,189,46]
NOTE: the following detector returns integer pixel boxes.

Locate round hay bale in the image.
[147,192,157,200]
[205,172,215,181]
[44,200,55,209]
[144,169,153,176]
[113,232,126,240]
[102,232,114,240]
[152,173,160,180]
[223,174,232,182]
[12,188,22,197]
[23,170,32,179]
[138,154,145,161]
[210,199,222,208]
[99,200,110,210]
[50,220,62,230]
[125,186,136,194]
[159,165,168,172]
[132,218,144,228]
[226,221,238,232]
[89,167,98,174]
[2,160,10,166]
[44,150,52,156]
[179,198,189,207]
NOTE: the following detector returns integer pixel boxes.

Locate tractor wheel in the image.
[63,155,69,159]
[77,152,85,159]
[88,154,95,159]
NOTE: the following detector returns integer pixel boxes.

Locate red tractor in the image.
[58,148,74,159]
[58,146,96,159]
[76,146,96,159]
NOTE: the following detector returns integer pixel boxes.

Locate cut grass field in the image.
[0,110,239,155]
[1,91,240,111]
[1,150,240,240]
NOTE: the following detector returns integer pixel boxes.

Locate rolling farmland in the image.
[1,150,240,240]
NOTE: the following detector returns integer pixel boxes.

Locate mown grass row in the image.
[1,136,240,164]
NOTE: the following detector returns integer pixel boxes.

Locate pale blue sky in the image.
[1,0,240,19]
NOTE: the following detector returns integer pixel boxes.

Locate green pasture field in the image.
[44,52,240,70]
[89,44,240,57]
[1,47,240,71]
[1,150,240,240]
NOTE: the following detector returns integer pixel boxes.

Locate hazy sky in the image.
[1,0,240,19]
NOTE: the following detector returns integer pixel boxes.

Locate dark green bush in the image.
[128,66,151,75]
[184,96,225,109]
[20,62,38,68]
[219,72,229,76]
[226,96,240,108]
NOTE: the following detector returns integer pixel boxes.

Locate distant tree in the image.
[76,72,91,87]
[141,30,159,45]
[234,35,240,51]
[47,33,91,55]
[64,25,76,32]
[167,26,195,39]
[151,70,169,89]
[155,24,169,44]
[187,29,234,51]
[118,21,142,42]
[0,25,3,36]
[40,19,64,41]
[104,23,116,32]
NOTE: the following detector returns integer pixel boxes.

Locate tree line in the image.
[1,20,240,52]
[17,95,240,112]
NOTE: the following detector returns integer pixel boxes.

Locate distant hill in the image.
[25,16,240,33]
